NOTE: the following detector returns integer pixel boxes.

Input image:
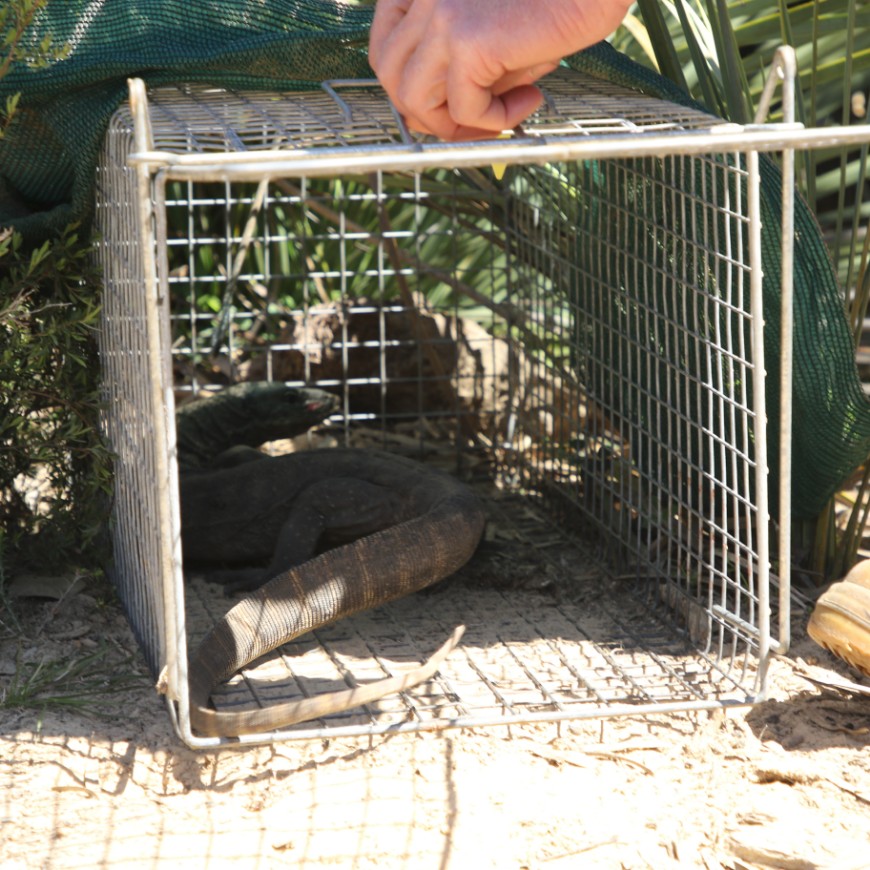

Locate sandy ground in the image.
[2,570,870,870]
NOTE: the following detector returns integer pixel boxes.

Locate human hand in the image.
[368,0,633,140]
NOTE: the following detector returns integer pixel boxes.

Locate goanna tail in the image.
[186,489,484,737]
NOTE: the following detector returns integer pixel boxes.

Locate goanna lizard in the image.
[175,382,485,737]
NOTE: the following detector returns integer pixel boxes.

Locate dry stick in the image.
[242,208,332,344]
[539,838,623,863]
[210,178,271,354]
[304,254,333,306]
[823,775,870,806]
[525,740,655,776]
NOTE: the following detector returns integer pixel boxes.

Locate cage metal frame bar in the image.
[118,48,829,747]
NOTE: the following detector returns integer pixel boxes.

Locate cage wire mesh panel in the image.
[508,153,768,654]
[96,143,173,678]
[95,67,788,746]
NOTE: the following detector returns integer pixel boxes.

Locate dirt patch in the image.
[2,579,870,870]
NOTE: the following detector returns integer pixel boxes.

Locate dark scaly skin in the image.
[177,384,485,737]
[175,381,339,471]
[183,449,484,736]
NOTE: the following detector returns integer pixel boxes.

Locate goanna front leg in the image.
[218,476,404,595]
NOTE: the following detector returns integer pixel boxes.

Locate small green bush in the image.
[0,1,109,584]
[0,224,111,579]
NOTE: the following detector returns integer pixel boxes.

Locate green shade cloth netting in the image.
[1,0,868,519]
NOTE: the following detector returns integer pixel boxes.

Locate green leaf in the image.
[674,0,724,114]
[634,0,690,92]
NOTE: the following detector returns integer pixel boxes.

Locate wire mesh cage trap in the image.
[93,52,829,748]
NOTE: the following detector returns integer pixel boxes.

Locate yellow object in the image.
[491,132,511,180]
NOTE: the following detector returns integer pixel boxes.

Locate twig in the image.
[539,837,622,863]
[525,740,655,776]
[822,775,870,806]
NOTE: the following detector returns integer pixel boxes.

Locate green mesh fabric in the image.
[565,43,870,518]
[0,1,373,241]
[1,6,867,517]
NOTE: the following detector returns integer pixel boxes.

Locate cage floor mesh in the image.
[184,480,758,739]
